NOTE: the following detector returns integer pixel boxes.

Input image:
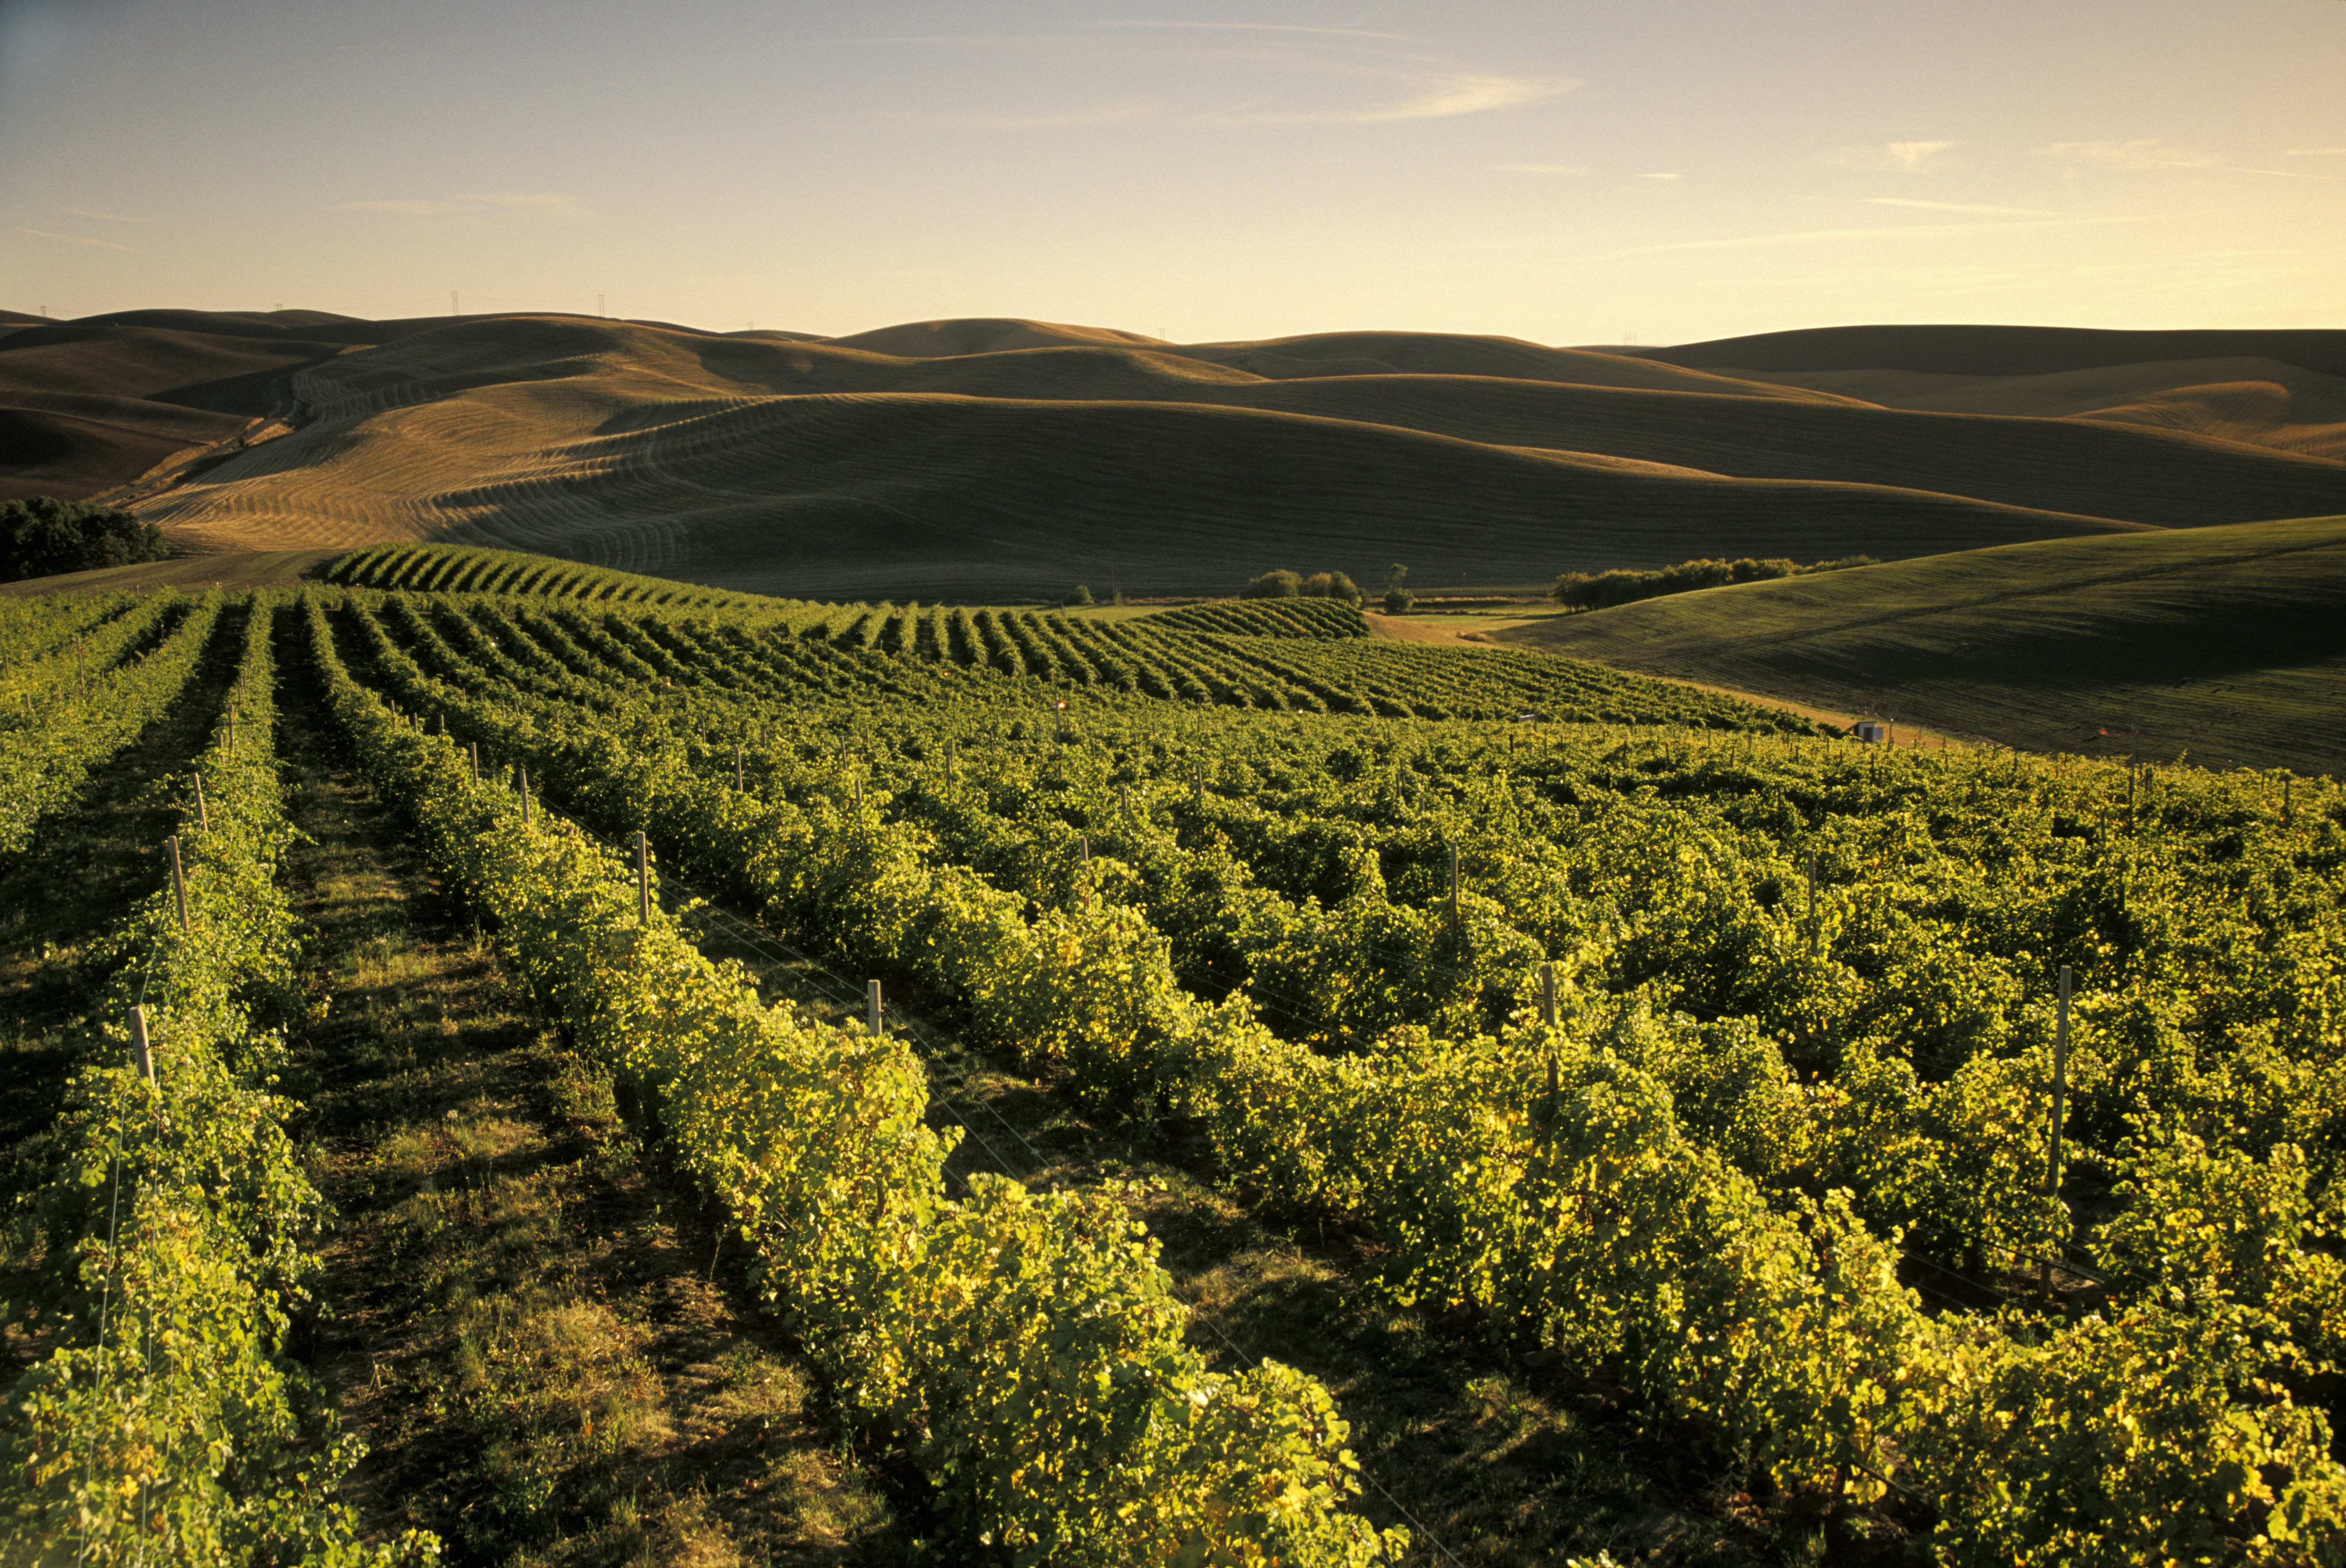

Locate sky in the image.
[3,0,2342,345]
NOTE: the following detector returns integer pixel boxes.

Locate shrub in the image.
[1247,570,1362,603]
[0,495,168,584]
[1066,584,1096,606]
[1382,564,1413,615]
[1318,571,1363,604]
[1551,554,1877,611]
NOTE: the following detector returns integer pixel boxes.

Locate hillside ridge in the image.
[8,309,2345,599]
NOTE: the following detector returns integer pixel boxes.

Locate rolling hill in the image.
[1632,325,2346,463]
[6,310,2345,600]
[1493,513,2346,774]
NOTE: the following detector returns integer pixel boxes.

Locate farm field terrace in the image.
[5,570,2346,1565]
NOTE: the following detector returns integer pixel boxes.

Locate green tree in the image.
[0,495,168,583]
[1381,563,1413,616]
[1242,569,1302,599]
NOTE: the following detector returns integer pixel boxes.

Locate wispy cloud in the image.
[329,192,595,219]
[1822,139,1962,173]
[1859,197,2064,216]
[16,227,135,252]
[2287,146,2346,157]
[1086,21,1418,43]
[1636,172,1685,181]
[1201,70,1576,125]
[859,26,1575,129]
[2037,139,2335,179]
[61,206,155,223]
[1495,163,1588,175]
[2037,139,2219,170]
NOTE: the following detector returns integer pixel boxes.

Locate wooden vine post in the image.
[1805,851,1820,954]
[470,741,481,783]
[193,772,209,832]
[520,766,533,825]
[1540,961,1557,1028]
[130,1004,155,1084]
[2044,964,2073,1299]
[167,835,190,933]
[636,831,651,925]
[1447,842,1462,937]
[735,746,744,790]
[867,980,883,1036]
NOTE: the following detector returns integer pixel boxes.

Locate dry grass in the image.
[0,309,2327,602]
[128,316,2149,600]
[1720,357,2346,463]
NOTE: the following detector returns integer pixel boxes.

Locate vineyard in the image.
[5,565,2346,1565]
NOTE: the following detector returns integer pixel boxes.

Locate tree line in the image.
[1551,553,1876,612]
[0,495,169,584]
[1243,564,1417,615]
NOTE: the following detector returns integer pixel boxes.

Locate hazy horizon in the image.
[4,0,2341,344]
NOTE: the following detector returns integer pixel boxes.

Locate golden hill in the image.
[0,308,486,503]
[8,310,2346,599]
[120,314,2157,599]
[1634,326,2346,463]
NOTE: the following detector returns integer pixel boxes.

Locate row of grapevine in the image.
[0,597,436,1566]
[796,598,1789,724]
[348,556,1798,728]
[325,542,761,608]
[334,588,2346,1560]
[607,613,2307,1284]
[1143,599,1369,638]
[306,593,1405,1565]
[775,593,1769,722]
[0,592,226,855]
[736,691,2346,1293]
[0,592,150,684]
[0,590,182,720]
[354,582,2169,1278]
[361,586,2346,1243]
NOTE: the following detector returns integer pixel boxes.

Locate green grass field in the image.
[1498,513,2346,774]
